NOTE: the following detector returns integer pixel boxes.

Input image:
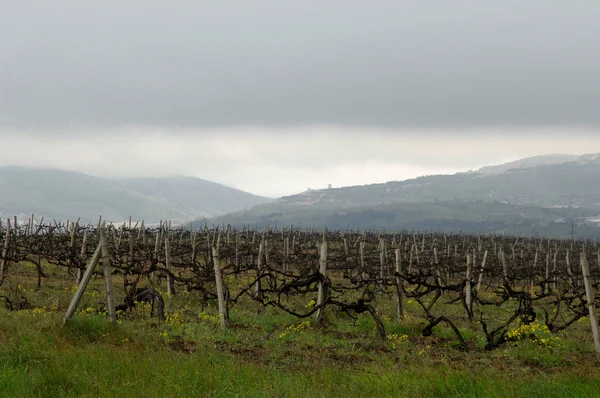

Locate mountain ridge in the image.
[206,153,600,238]
[0,167,270,223]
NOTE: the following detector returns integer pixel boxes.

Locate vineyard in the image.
[2,216,600,354]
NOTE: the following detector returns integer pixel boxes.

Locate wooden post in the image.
[316,241,328,324]
[212,238,228,328]
[465,253,473,320]
[67,218,79,277]
[566,250,573,293]
[501,251,508,288]
[165,238,174,295]
[359,241,366,280]
[580,252,600,353]
[255,240,264,296]
[0,218,11,280]
[63,243,102,324]
[76,229,88,284]
[408,244,414,274]
[379,238,385,280]
[395,248,403,321]
[100,226,117,323]
[433,247,443,286]
[544,251,550,294]
[476,250,488,292]
[530,249,538,292]
[152,226,161,282]
[235,233,240,273]
[552,251,558,291]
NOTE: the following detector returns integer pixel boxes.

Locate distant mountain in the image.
[207,153,600,238]
[113,176,269,218]
[0,167,270,223]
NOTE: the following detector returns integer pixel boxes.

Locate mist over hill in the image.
[0,167,270,224]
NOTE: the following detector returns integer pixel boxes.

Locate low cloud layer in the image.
[1,1,599,129]
[2,127,599,197]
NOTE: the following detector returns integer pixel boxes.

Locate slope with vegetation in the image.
[209,154,600,237]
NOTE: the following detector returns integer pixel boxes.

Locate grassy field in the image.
[2,266,600,397]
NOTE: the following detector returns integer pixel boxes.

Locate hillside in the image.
[113,176,269,219]
[476,154,579,174]
[208,153,600,237]
[0,167,270,223]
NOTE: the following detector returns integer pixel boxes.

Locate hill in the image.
[207,153,600,237]
[0,167,269,223]
[476,154,579,174]
[113,176,269,219]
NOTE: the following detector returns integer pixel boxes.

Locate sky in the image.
[1,1,600,197]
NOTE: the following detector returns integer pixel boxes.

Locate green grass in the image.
[2,268,600,397]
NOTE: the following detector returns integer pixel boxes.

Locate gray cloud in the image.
[1,1,599,129]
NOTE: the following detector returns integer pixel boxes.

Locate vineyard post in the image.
[264,238,270,265]
[566,250,573,293]
[476,250,488,292]
[264,238,272,287]
[128,226,135,268]
[152,225,161,282]
[414,241,420,264]
[0,218,11,281]
[465,253,473,320]
[76,229,88,285]
[379,238,385,280]
[501,251,508,288]
[66,218,79,277]
[530,249,538,292]
[235,233,240,273]
[63,242,102,324]
[316,240,328,324]
[544,251,550,294]
[394,248,404,320]
[359,241,366,280]
[255,239,264,296]
[140,221,146,244]
[408,244,414,274]
[26,215,32,236]
[580,252,600,353]
[212,236,228,328]
[552,251,558,291]
[100,226,117,323]
[343,236,349,259]
[165,238,174,295]
[433,248,443,287]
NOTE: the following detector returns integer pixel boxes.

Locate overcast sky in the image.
[1,1,599,197]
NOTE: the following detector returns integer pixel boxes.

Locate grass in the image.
[1,266,600,397]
